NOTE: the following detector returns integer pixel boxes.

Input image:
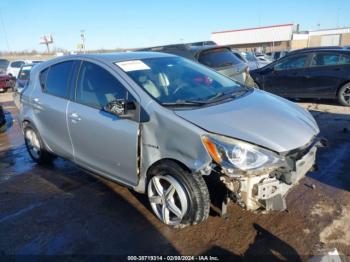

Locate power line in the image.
[0,9,10,51]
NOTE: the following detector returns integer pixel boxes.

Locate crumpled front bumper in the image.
[252,145,317,211]
[220,138,326,212]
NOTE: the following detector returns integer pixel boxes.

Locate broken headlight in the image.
[202,134,284,171]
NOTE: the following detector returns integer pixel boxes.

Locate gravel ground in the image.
[1,92,350,261]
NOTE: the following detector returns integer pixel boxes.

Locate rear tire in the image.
[147,160,210,228]
[23,123,54,164]
[337,83,350,106]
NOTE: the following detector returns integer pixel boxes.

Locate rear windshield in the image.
[11,61,25,68]
[198,48,243,68]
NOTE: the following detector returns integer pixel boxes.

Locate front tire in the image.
[338,83,350,106]
[23,123,54,164]
[147,161,210,228]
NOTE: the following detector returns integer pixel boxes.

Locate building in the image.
[307,27,350,47]
[211,24,350,52]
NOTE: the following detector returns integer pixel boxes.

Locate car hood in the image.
[174,90,319,153]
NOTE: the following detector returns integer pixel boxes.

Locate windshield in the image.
[117,56,247,106]
[198,48,243,68]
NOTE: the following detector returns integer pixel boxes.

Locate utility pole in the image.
[80,30,86,53]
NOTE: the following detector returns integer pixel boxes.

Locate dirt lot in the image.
[1,92,350,260]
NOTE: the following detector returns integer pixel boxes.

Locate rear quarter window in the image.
[310,53,341,67]
[339,53,350,65]
[41,61,74,98]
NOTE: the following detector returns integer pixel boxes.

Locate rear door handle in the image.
[69,112,82,122]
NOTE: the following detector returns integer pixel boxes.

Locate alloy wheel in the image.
[25,129,41,159]
[342,86,350,105]
[148,175,189,226]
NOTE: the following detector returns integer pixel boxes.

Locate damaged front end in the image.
[202,134,327,213]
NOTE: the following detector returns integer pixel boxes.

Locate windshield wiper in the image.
[162,89,248,107]
[162,100,208,107]
[204,89,247,103]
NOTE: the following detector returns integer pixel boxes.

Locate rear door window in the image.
[43,61,74,98]
[75,61,127,108]
[339,53,350,65]
[274,54,308,71]
[198,48,243,68]
[310,53,341,67]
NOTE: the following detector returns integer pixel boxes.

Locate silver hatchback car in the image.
[19,52,321,227]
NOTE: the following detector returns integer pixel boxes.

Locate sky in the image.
[0,0,349,52]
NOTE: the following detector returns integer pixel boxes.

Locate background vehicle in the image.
[250,48,350,106]
[19,52,319,227]
[238,51,271,70]
[14,64,35,93]
[6,60,25,78]
[266,51,289,61]
[6,60,42,78]
[0,59,9,74]
[139,43,256,87]
[0,74,15,92]
[13,64,37,109]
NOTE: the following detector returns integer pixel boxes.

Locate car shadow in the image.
[0,154,180,256]
[202,223,302,261]
[0,133,303,260]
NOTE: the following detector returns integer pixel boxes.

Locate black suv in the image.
[250,48,350,106]
[139,43,256,87]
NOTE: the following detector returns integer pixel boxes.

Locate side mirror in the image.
[103,99,136,117]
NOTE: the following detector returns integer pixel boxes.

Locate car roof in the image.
[60,51,173,63]
[138,44,232,60]
[288,47,350,56]
[32,51,176,72]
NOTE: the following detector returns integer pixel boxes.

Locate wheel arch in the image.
[134,157,193,194]
[146,158,192,180]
